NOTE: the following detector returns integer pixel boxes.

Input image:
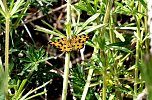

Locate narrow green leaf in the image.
[114,30,125,42]
[25,91,47,100]
[79,24,105,35]
[0,7,6,17]
[139,0,147,8]
[41,20,64,35]
[35,25,65,38]
[107,45,132,53]
[95,93,102,100]
[20,80,51,100]
[76,13,100,34]
[0,0,5,13]
[10,0,24,16]
[114,46,132,53]
[0,57,4,100]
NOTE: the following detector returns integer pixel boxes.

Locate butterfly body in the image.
[48,34,89,52]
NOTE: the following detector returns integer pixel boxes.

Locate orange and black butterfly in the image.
[48,34,89,52]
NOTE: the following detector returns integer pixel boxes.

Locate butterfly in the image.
[48,34,89,52]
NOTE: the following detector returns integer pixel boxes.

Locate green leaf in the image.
[20,80,51,100]
[95,93,102,100]
[10,0,24,16]
[0,58,4,100]
[0,7,6,17]
[76,13,100,34]
[79,24,105,35]
[75,1,88,12]
[0,0,5,13]
[107,43,132,53]
[35,25,65,38]
[109,94,115,100]
[139,0,147,8]
[85,2,95,14]
[12,79,27,100]
[114,30,125,42]
[25,91,47,100]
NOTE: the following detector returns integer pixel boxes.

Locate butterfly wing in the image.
[71,34,89,51]
[48,37,73,52]
[60,38,72,52]
[48,35,89,52]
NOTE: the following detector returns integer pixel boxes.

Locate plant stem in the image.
[62,53,70,100]
[102,52,107,100]
[81,68,94,100]
[103,0,112,24]
[134,2,141,98]
[102,0,113,100]
[144,8,149,54]
[4,15,10,100]
[61,0,71,99]
[102,67,106,100]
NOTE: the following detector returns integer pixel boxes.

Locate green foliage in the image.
[0,58,5,100]
[18,47,48,75]
[141,54,152,99]
[9,47,53,100]
[0,0,150,99]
